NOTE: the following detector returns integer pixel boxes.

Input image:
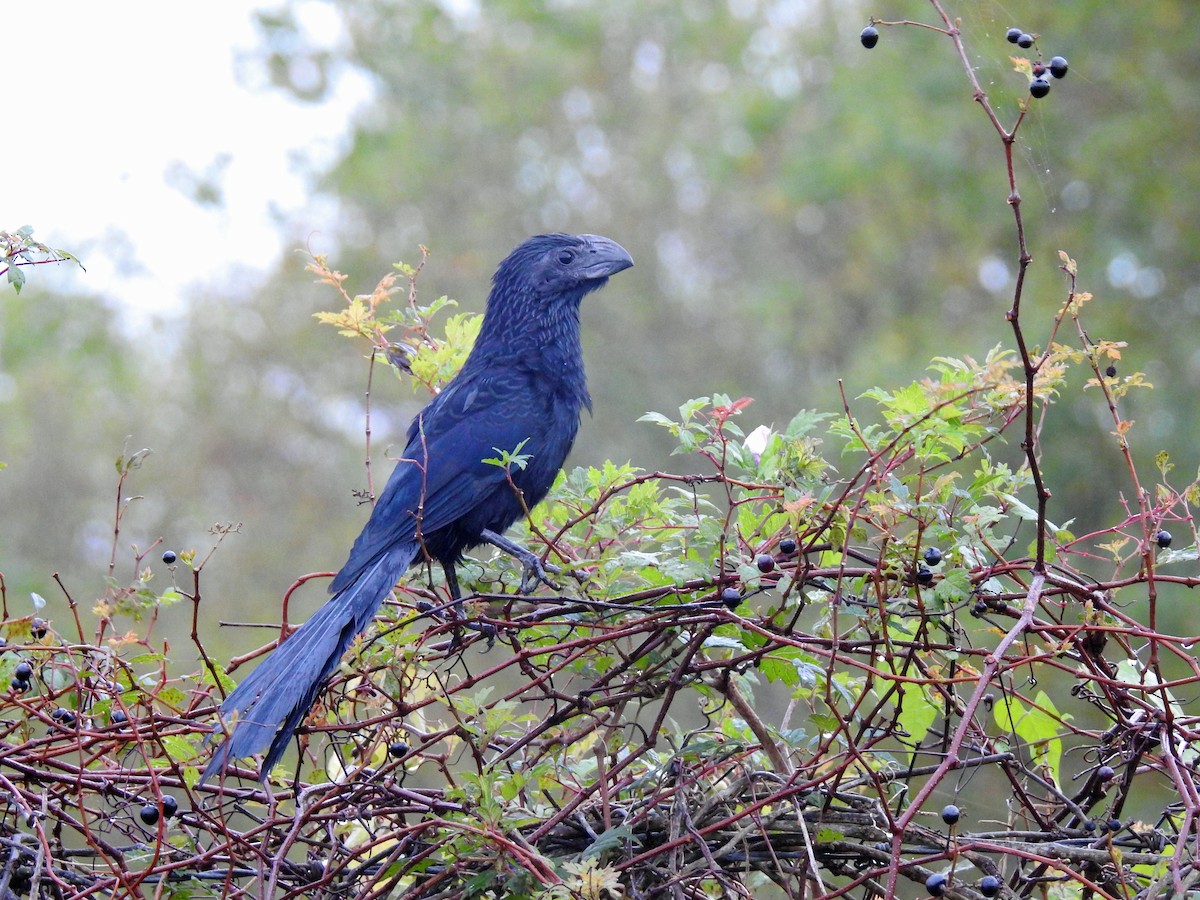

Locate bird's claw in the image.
[479,528,560,595]
[518,554,560,594]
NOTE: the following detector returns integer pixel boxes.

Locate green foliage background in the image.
[2,0,1197,657]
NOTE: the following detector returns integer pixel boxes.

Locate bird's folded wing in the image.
[330,368,552,590]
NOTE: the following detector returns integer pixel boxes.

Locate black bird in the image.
[203,233,633,780]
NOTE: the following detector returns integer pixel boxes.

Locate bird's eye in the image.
[557,249,576,265]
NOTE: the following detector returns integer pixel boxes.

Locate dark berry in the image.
[917,566,933,585]
[14,661,32,681]
[779,538,798,555]
[1032,62,1047,77]
[139,804,160,826]
[1156,529,1173,549]
[860,25,879,49]
[1108,818,1122,832]
[1049,56,1069,79]
[303,861,325,882]
[1005,27,1022,44]
[980,875,1001,897]
[161,795,179,819]
[926,873,948,897]
[1105,364,1117,378]
[941,804,960,825]
[30,618,47,639]
[973,600,990,616]
[51,707,76,726]
[1097,764,1115,781]
[1083,819,1096,831]
[721,587,743,609]
[755,553,776,573]
[1029,78,1051,99]
[161,550,177,565]
[922,547,943,567]
[10,678,29,693]
[1017,33,1034,49]
[388,740,409,759]
[111,709,128,725]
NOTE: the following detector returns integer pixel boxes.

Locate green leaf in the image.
[7,264,25,293]
[583,824,641,858]
[894,686,938,746]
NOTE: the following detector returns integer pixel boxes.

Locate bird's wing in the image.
[330,365,560,589]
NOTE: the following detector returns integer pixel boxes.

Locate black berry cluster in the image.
[11,659,33,693]
[1006,26,1068,99]
[139,795,180,826]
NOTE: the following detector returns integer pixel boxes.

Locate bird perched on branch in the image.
[203,233,633,780]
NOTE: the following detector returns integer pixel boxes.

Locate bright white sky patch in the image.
[6,2,371,327]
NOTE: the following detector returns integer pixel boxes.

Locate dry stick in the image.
[885,572,1044,898]
[928,0,1051,578]
[363,348,378,505]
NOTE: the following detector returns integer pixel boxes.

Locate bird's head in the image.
[494,233,634,303]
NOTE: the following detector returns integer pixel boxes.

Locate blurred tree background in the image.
[2,0,1197,659]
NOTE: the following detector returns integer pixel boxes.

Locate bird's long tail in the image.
[201,544,418,781]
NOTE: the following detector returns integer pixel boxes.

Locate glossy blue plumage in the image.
[204,233,632,780]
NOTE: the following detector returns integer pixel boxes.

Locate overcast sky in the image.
[7,2,371,329]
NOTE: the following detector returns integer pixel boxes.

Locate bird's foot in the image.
[479,528,560,594]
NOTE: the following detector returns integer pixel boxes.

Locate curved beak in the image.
[578,234,634,280]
